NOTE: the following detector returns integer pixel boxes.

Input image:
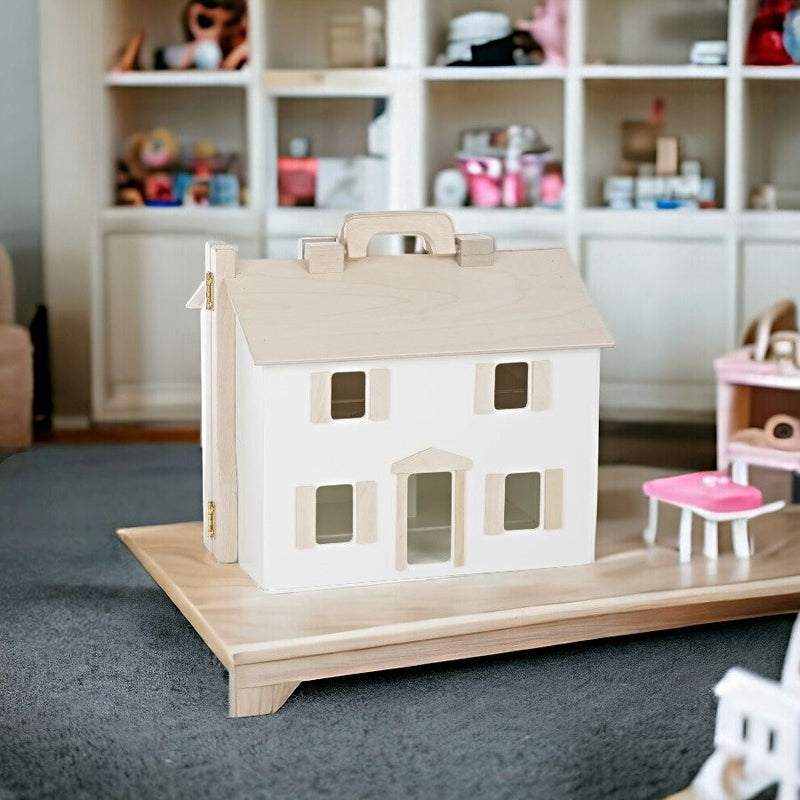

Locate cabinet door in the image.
[584,237,728,416]
[742,242,800,326]
[103,233,258,420]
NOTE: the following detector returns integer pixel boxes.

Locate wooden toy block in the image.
[655,136,680,177]
[455,233,495,267]
[304,241,345,274]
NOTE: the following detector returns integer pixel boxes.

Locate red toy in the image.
[746,0,794,66]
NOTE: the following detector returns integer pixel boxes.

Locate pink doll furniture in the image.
[642,471,784,562]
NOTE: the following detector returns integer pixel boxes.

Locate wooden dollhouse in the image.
[118,214,800,719]
[186,210,613,592]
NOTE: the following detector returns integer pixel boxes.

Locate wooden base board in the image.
[117,466,800,718]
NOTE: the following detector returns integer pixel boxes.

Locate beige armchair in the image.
[0,245,33,447]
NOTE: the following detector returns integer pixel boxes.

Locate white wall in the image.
[0,0,43,325]
[241,348,601,592]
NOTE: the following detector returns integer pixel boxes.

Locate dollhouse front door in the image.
[391,448,471,571]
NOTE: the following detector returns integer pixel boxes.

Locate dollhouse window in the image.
[310,369,390,423]
[504,472,541,530]
[475,361,550,414]
[484,468,563,534]
[315,484,354,544]
[331,372,366,419]
[494,363,528,410]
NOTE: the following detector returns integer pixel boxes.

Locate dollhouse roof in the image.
[226,247,613,365]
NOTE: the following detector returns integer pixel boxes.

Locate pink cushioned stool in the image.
[642,471,785,562]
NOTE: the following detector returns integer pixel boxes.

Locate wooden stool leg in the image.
[703,519,719,560]
[643,496,658,545]
[732,518,752,559]
[679,507,692,563]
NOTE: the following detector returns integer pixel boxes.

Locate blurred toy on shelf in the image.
[111,0,249,72]
[516,0,567,66]
[745,0,795,66]
[433,168,469,207]
[689,40,728,66]
[328,6,385,68]
[277,131,388,209]
[438,11,542,66]
[750,183,778,210]
[115,128,243,208]
[603,97,716,210]
[604,160,716,210]
[437,125,557,209]
[785,6,800,62]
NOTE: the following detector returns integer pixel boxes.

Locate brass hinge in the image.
[207,500,216,538]
[205,271,214,311]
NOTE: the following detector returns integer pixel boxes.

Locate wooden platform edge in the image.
[117,522,800,718]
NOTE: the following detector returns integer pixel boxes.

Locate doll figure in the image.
[517,0,567,66]
[155,0,248,70]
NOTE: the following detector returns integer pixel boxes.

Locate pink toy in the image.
[642,471,784,562]
[517,0,567,66]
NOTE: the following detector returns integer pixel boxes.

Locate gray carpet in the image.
[0,444,792,800]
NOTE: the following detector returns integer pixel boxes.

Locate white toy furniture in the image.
[642,471,785,562]
[671,615,800,800]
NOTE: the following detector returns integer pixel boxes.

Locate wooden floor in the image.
[118,464,800,719]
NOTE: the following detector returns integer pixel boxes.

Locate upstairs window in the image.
[475,361,551,414]
[331,371,366,419]
[310,369,390,423]
[494,363,529,410]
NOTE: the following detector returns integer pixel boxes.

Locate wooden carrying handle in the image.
[338,211,457,259]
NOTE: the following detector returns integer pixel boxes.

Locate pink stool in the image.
[642,471,785,563]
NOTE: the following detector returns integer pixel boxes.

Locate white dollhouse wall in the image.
[236,337,601,592]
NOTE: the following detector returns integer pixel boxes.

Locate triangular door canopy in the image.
[391,447,473,475]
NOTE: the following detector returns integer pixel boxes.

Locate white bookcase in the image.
[39,0,800,424]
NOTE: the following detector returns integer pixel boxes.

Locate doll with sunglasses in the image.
[112,0,248,71]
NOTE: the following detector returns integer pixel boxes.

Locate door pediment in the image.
[391,447,473,475]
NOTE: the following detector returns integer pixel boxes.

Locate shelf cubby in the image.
[107,87,249,208]
[584,0,729,66]
[424,79,564,208]
[423,0,534,67]
[743,79,800,211]
[583,78,726,208]
[273,95,389,210]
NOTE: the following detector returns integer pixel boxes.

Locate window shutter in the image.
[544,469,564,530]
[531,360,551,411]
[484,473,505,534]
[310,372,331,423]
[474,364,495,414]
[356,481,377,544]
[368,369,390,421]
[295,486,316,548]
[454,471,466,566]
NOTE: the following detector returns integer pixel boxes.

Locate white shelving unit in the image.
[38,0,800,423]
